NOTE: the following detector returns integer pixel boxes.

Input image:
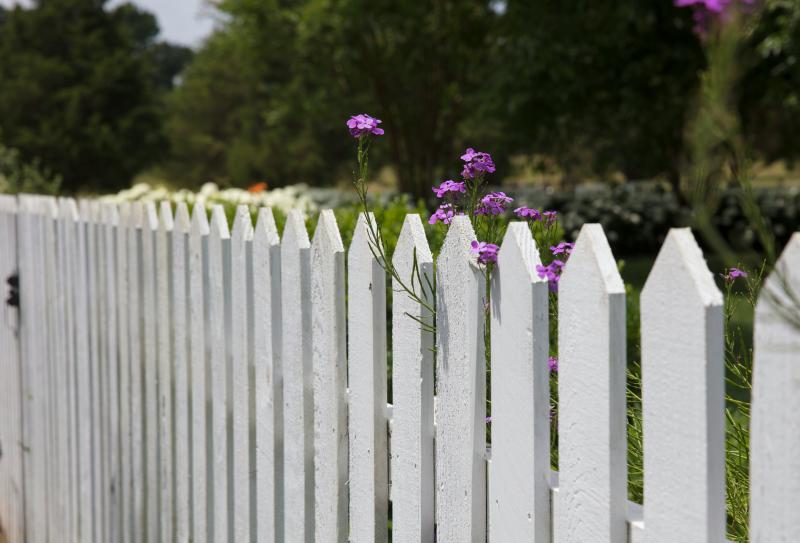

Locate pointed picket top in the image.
[751,232,800,542]
[174,202,190,233]
[641,227,725,543]
[129,201,144,229]
[78,198,92,223]
[89,198,102,223]
[103,201,120,227]
[209,204,230,240]
[561,223,623,294]
[643,228,722,308]
[489,222,550,543]
[117,201,129,227]
[435,214,486,542]
[158,201,174,232]
[232,204,254,242]
[144,201,159,233]
[190,202,209,235]
[254,207,280,246]
[349,212,378,260]
[41,196,58,219]
[498,221,543,281]
[392,213,433,271]
[283,208,310,250]
[0,193,16,212]
[556,223,627,543]
[312,209,344,254]
[58,197,79,222]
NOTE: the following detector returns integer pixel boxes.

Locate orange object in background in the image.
[248,181,268,193]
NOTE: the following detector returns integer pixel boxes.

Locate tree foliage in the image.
[0,0,191,193]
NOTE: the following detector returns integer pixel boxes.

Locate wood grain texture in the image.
[347,213,388,543]
[390,214,434,543]
[281,209,314,543]
[435,215,486,542]
[556,223,626,543]
[641,228,724,543]
[489,222,551,542]
[311,210,348,543]
[751,233,800,543]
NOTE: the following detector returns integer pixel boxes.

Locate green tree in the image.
[0,0,187,193]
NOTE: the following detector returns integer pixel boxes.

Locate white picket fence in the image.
[0,193,798,543]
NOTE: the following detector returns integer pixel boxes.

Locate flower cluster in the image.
[514,206,558,225]
[471,240,499,265]
[548,356,559,373]
[536,260,565,292]
[346,114,384,138]
[550,242,574,256]
[475,192,513,216]
[429,203,459,225]
[461,148,496,179]
[432,179,466,198]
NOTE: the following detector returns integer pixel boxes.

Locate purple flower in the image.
[428,203,459,225]
[674,0,756,35]
[542,210,558,226]
[514,206,542,221]
[460,147,496,179]
[550,242,574,256]
[536,259,565,292]
[471,240,499,265]
[722,267,748,283]
[548,356,559,373]
[346,114,385,138]
[432,179,467,198]
[475,192,513,216]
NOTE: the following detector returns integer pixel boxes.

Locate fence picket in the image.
[189,204,210,543]
[556,224,626,543]
[102,202,121,542]
[347,213,388,543]
[311,210,348,543]
[435,215,486,542]
[173,202,192,543]
[208,205,231,543]
[157,202,175,543]
[641,228,725,543]
[390,214,435,543]
[252,207,282,543]
[231,205,254,542]
[0,195,23,543]
[489,222,550,542]
[116,201,132,543]
[281,209,314,543]
[751,233,800,542]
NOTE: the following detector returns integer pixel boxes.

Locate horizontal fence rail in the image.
[0,193,798,542]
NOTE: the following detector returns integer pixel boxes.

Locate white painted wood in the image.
[435,215,486,542]
[116,201,132,543]
[102,202,121,543]
[172,202,192,543]
[390,214,435,543]
[157,202,175,543]
[208,205,230,543]
[252,207,282,543]
[311,210,348,543]
[128,202,146,542]
[142,202,160,543]
[751,233,800,543]
[230,205,253,543]
[60,198,82,542]
[489,222,551,542]
[555,223,626,543]
[641,228,725,543]
[0,196,24,543]
[347,213,388,543]
[281,209,314,543]
[189,204,210,543]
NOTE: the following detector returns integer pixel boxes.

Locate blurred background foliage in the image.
[1,0,800,230]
